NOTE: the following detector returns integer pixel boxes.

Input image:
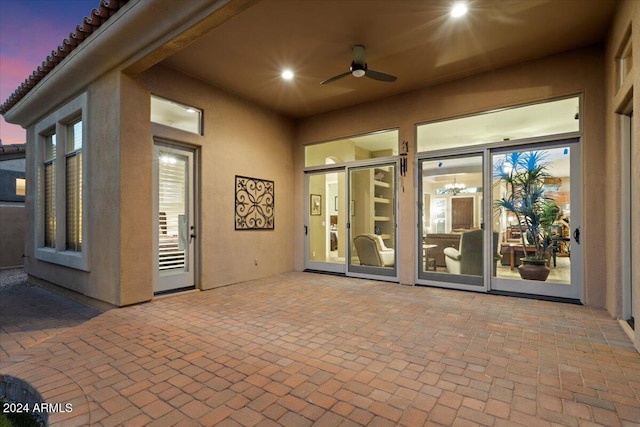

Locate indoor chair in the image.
[354,234,395,267]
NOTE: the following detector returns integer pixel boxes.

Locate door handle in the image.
[573,227,580,244]
[304,225,308,235]
[190,225,196,242]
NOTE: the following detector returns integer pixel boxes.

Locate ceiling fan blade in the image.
[320,71,351,85]
[365,69,397,82]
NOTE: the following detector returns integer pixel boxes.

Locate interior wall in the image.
[295,45,607,307]
[139,65,296,290]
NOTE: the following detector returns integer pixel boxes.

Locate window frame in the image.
[34,93,89,271]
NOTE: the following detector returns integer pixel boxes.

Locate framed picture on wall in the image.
[311,194,322,216]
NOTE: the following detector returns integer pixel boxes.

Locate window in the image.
[305,129,398,167]
[417,97,580,152]
[151,95,202,134]
[617,31,632,91]
[15,178,26,196]
[34,93,88,270]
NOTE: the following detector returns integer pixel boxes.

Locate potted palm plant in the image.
[494,151,558,281]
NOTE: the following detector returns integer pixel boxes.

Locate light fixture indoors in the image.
[451,2,468,18]
[445,177,466,194]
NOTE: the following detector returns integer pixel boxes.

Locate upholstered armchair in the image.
[354,234,395,267]
[444,230,499,276]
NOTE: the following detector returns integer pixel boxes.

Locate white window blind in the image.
[66,120,82,251]
[158,153,187,271]
[66,152,82,251]
[44,133,56,248]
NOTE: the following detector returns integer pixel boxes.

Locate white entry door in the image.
[154,142,196,293]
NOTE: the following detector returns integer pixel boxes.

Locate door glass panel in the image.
[492,146,572,286]
[158,151,189,273]
[307,171,346,267]
[349,164,396,276]
[419,155,484,286]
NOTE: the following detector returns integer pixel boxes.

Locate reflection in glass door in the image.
[305,171,346,273]
[348,164,396,278]
[491,143,581,300]
[418,155,486,288]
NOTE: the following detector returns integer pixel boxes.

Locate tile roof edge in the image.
[0,144,26,153]
[0,0,130,116]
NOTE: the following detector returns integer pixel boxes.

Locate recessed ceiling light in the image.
[281,69,294,80]
[451,2,468,18]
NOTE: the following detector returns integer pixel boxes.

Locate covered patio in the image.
[1,270,638,426]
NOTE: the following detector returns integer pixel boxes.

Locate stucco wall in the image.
[0,205,25,269]
[119,74,154,305]
[24,71,124,308]
[296,45,607,307]
[140,65,295,291]
[24,64,295,306]
[604,0,639,342]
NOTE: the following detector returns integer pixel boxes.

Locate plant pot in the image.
[518,257,550,281]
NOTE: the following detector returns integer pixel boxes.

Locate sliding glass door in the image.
[348,163,397,278]
[304,162,398,280]
[417,141,582,300]
[491,142,582,300]
[418,154,487,289]
[304,170,346,273]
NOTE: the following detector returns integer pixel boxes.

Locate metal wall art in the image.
[235,175,275,230]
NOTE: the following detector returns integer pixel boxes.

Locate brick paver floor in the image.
[1,271,640,426]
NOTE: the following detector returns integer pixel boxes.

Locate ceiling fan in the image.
[321,45,397,85]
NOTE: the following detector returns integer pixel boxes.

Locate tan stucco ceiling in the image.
[160,0,616,119]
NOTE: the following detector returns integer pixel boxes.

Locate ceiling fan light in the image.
[352,69,366,78]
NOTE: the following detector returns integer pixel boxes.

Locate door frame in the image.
[152,139,199,294]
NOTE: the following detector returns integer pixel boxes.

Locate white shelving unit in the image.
[372,166,394,245]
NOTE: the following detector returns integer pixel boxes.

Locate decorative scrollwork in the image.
[235,175,275,230]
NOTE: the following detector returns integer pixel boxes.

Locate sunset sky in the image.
[0,0,99,145]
